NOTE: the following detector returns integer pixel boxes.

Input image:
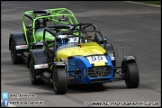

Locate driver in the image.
[56,34,69,47]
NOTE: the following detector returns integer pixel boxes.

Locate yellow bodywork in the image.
[56,42,106,61]
[93,62,106,66]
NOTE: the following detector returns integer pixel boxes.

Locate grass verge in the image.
[134,1,161,5]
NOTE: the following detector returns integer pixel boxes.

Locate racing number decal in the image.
[91,56,103,61]
[87,56,107,64]
[91,56,97,61]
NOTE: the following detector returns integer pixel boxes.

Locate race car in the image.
[9,8,78,64]
[28,23,139,94]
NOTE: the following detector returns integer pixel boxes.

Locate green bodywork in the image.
[22,8,78,48]
[35,30,55,42]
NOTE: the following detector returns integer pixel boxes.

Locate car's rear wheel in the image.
[53,68,67,94]
[122,60,139,88]
[10,40,24,64]
[30,57,45,85]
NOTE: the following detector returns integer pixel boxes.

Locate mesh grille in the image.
[88,66,112,78]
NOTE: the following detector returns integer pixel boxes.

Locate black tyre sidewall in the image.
[125,60,139,88]
[53,68,67,94]
[29,57,45,85]
[30,57,36,85]
[10,40,24,64]
[11,40,18,64]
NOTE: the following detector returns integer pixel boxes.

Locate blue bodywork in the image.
[67,55,114,84]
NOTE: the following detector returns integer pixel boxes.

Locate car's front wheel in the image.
[53,68,67,94]
[122,60,139,88]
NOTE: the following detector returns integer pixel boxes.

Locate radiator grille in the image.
[88,66,112,78]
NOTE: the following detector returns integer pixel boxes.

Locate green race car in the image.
[9,8,78,64]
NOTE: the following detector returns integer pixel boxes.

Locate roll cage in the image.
[22,8,79,45]
[42,23,109,63]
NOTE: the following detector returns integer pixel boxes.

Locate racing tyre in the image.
[30,57,45,85]
[53,68,67,94]
[122,60,139,88]
[10,40,24,64]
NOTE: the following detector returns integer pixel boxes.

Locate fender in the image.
[122,56,137,67]
[9,32,27,50]
[27,49,48,68]
[123,56,136,62]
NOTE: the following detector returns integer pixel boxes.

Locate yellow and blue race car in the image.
[28,23,139,94]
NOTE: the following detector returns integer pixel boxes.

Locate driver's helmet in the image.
[35,18,46,29]
[56,35,69,47]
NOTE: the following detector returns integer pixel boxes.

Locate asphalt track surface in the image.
[1,1,161,107]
